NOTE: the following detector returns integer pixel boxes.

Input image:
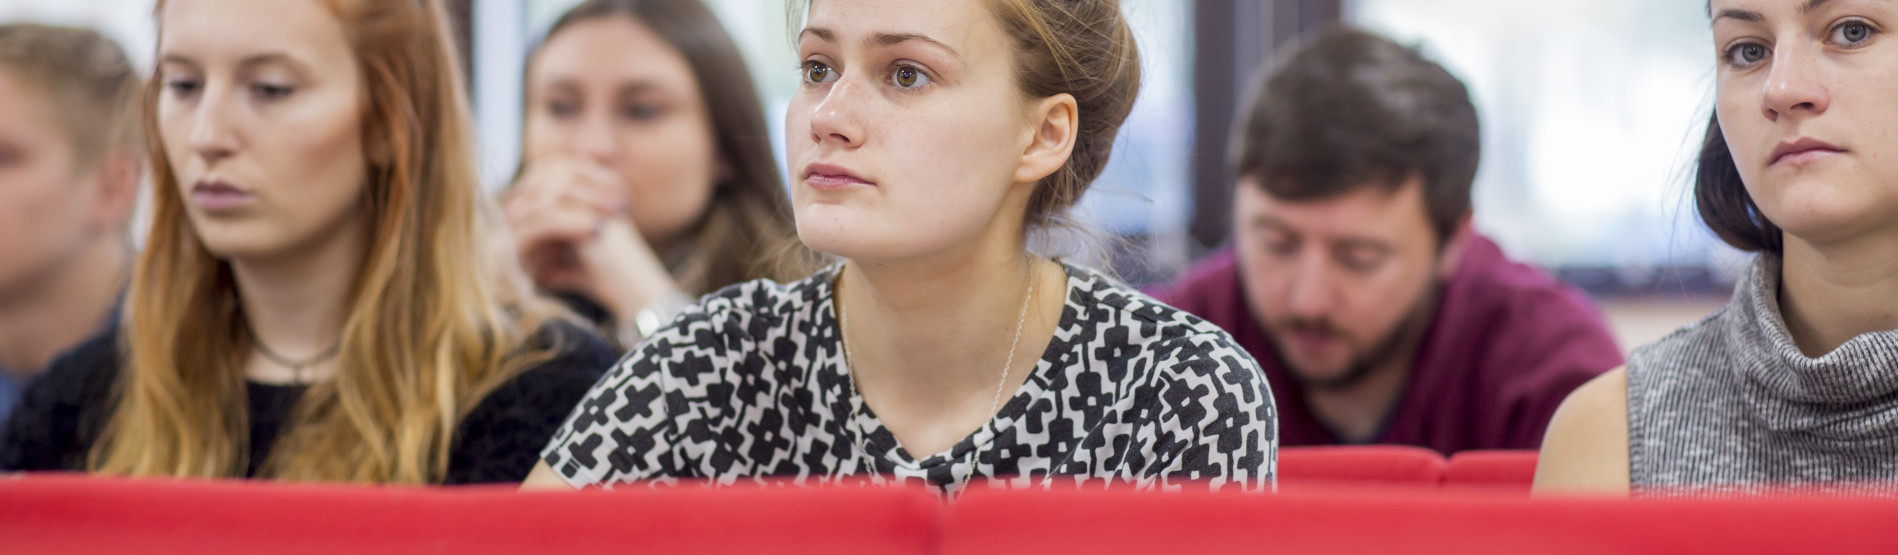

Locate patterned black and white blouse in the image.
[541,263,1277,497]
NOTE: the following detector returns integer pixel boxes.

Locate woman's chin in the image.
[194,232,286,264]
[1770,201,1898,247]
[794,211,864,257]
[795,232,872,262]
[795,230,915,265]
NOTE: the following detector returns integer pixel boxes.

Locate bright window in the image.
[1348,0,1747,287]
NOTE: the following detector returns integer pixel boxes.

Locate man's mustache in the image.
[1278,317,1345,339]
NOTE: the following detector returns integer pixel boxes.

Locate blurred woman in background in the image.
[504,0,809,350]
[0,0,615,484]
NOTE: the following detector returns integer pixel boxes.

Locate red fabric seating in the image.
[943,487,1898,554]
[1445,450,1539,491]
[0,474,937,555]
[1277,445,1447,490]
[12,472,1898,553]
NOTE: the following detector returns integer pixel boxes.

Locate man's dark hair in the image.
[1232,26,1481,244]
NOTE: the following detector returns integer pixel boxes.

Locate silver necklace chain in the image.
[836,263,1037,496]
[251,334,341,384]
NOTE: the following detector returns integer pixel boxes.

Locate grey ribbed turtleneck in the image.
[1627,256,1898,496]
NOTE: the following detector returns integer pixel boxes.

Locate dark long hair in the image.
[532,0,812,292]
[1693,114,1783,254]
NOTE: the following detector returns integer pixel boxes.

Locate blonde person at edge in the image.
[0,0,616,484]
[1538,0,1898,495]
[0,24,141,424]
[503,0,810,351]
[524,0,1275,496]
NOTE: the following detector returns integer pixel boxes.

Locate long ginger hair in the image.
[92,0,563,483]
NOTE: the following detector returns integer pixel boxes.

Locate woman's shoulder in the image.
[476,318,620,411]
[692,265,839,322]
[636,266,838,356]
[602,266,839,383]
[1057,264,1271,422]
[1064,264,1266,376]
[513,318,619,385]
[443,320,617,484]
[1621,297,1739,399]
[1066,263,1250,341]
[1533,367,1632,495]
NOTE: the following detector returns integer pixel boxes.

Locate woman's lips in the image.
[803,162,875,191]
[190,180,256,212]
[1770,137,1846,167]
[1772,149,1843,167]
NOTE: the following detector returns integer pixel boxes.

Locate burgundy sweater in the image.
[1148,235,1622,454]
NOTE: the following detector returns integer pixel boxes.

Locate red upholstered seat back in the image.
[943,487,1898,555]
[0,474,938,555]
[1445,449,1539,491]
[1277,445,1447,490]
[16,467,1898,554]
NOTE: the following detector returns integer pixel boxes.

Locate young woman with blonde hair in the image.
[0,24,141,425]
[0,0,615,484]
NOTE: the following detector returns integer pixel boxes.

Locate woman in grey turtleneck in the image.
[1535,0,1898,496]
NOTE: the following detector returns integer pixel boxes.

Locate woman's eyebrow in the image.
[797,27,962,61]
[872,32,962,61]
[1713,8,1764,23]
[1717,0,1856,23]
[798,27,836,43]
[158,52,310,75]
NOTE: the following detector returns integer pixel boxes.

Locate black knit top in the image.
[0,321,617,484]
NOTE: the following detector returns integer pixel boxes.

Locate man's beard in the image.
[1270,282,1441,393]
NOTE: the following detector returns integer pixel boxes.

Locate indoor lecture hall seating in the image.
[8,447,1898,554]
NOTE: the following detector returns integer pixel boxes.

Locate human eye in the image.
[619,102,665,122]
[889,63,934,89]
[1828,18,1879,48]
[801,59,839,85]
[1722,40,1770,69]
[1337,249,1386,275]
[547,99,580,118]
[164,76,202,98]
[1262,231,1297,257]
[250,81,295,101]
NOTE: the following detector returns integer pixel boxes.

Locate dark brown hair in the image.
[0,23,138,168]
[1232,26,1479,244]
[535,0,812,292]
[1693,106,1782,255]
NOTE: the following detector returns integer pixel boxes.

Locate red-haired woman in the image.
[1,0,615,485]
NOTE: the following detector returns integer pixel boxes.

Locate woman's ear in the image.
[1012,93,1078,186]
